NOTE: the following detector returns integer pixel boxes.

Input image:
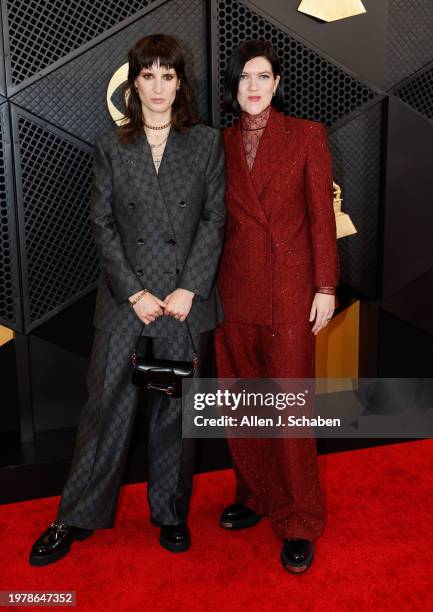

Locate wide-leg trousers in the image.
[214,321,325,541]
[56,325,208,530]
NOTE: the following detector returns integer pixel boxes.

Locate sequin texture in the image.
[215,106,340,541]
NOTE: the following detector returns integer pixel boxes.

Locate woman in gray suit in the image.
[29,34,226,565]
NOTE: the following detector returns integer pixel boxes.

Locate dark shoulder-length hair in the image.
[223,39,284,115]
[118,34,200,144]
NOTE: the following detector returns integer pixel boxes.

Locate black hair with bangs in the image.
[118,34,199,143]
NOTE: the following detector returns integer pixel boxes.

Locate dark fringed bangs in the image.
[117,34,199,144]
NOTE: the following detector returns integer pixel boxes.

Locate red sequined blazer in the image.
[217,107,339,326]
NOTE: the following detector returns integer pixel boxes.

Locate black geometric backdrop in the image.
[216,0,378,129]
[384,0,433,91]
[12,109,96,330]
[3,0,164,89]
[0,102,21,329]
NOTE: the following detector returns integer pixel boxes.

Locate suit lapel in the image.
[117,131,172,229]
[225,108,289,224]
[157,126,197,207]
[250,107,288,198]
[226,120,269,225]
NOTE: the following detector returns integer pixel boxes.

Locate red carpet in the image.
[1,440,433,611]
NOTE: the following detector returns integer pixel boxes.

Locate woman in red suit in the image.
[215,40,339,573]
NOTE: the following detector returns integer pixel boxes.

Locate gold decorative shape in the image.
[333,181,357,239]
[0,325,14,347]
[298,0,366,22]
[107,63,130,125]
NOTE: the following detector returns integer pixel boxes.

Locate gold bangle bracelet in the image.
[129,289,148,306]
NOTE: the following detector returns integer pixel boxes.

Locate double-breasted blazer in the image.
[90,124,227,337]
[217,107,339,326]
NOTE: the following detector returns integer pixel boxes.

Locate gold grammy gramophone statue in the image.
[333,182,357,239]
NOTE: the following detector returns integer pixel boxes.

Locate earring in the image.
[272,90,276,97]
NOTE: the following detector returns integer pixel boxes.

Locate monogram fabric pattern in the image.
[90,124,226,337]
[57,328,210,528]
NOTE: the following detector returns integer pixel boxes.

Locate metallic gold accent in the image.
[0,325,13,347]
[129,288,148,307]
[107,63,130,125]
[298,0,366,22]
[333,181,357,239]
[143,121,171,130]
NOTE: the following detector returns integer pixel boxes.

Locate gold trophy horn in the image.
[333,182,357,239]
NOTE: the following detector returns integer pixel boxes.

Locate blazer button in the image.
[179,201,186,208]
[128,202,135,209]
[168,239,176,246]
[136,269,144,276]
[137,238,145,245]
[176,268,180,274]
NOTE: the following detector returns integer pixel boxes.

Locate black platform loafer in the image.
[29,520,94,566]
[220,503,262,530]
[159,523,191,553]
[281,538,314,574]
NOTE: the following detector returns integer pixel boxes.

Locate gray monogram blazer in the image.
[90,124,226,338]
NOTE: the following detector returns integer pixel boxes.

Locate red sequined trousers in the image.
[214,321,325,541]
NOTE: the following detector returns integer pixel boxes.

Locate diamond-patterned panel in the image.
[382,96,433,299]
[217,0,377,129]
[5,0,161,86]
[385,0,433,90]
[328,103,384,298]
[11,0,208,144]
[393,64,433,122]
[0,103,21,329]
[14,109,99,329]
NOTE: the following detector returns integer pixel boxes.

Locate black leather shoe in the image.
[281,539,314,574]
[220,503,262,530]
[29,520,94,566]
[159,523,191,553]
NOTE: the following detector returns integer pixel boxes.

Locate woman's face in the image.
[134,60,180,116]
[237,56,280,115]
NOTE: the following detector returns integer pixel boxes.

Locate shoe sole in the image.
[280,546,314,574]
[29,530,93,567]
[220,515,262,530]
[159,536,191,553]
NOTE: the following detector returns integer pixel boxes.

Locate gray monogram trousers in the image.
[56,324,208,529]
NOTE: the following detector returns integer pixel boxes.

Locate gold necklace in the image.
[144,120,171,130]
[148,136,169,149]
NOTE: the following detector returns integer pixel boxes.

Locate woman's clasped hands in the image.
[129,288,194,324]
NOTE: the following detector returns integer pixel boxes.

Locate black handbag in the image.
[130,320,198,398]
